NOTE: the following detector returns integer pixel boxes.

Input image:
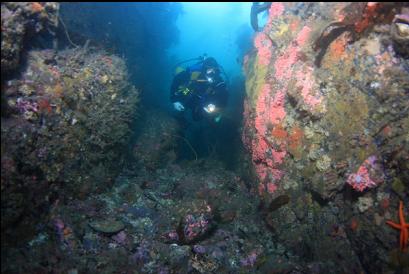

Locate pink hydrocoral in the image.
[346,156,384,191]
[255,164,269,184]
[269,2,285,18]
[255,84,286,135]
[274,48,298,80]
[250,84,287,194]
[244,8,321,197]
[257,168,282,196]
[254,32,272,66]
[267,149,286,165]
[267,182,278,194]
[252,140,285,196]
[273,25,323,112]
[266,2,285,28]
[294,67,323,108]
[251,138,269,163]
[251,138,286,170]
[253,84,287,168]
[274,26,311,80]
[295,25,311,46]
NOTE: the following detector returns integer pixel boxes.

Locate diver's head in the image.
[203,57,218,69]
[203,57,219,83]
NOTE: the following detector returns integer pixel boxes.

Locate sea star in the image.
[386,200,409,252]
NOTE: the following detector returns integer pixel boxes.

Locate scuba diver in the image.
[170,56,228,124]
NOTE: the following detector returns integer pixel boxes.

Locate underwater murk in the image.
[1,2,408,274]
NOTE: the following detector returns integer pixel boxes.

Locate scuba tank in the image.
[173,54,229,85]
[173,54,206,76]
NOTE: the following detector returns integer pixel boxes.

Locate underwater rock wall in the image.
[242,2,408,272]
[132,110,180,170]
[1,2,59,75]
[1,3,139,245]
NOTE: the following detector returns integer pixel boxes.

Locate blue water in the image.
[169,3,253,80]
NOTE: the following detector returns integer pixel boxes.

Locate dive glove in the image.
[203,103,216,113]
[173,102,185,111]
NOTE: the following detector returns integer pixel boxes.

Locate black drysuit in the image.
[170,67,228,121]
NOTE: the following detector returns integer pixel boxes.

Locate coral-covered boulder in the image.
[1,48,139,234]
[1,2,59,75]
